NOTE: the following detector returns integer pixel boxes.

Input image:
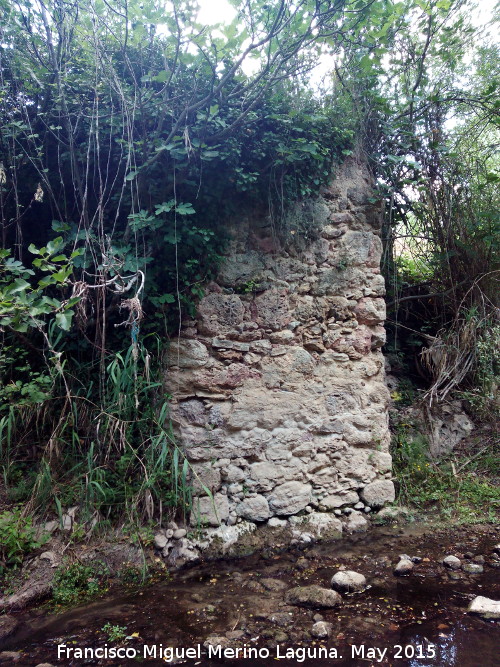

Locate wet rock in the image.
[331,570,366,592]
[443,555,461,570]
[154,534,168,549]
[473,555,485,564]
[204,636,230,650]
[35,664,55,667]
[0,615,19,640]
[260,578,288,592]
[462,563,483,574]
[296,557,309,571]
[285,585,342,609]
[268,612,294,627]
[246,580,265,593]
[343,510,369,533]
[311,621,333,638]
[394,559,414,576]
[468,596,500,619]
[226,630,245,640]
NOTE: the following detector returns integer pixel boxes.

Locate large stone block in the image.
[253,289,291,331]
[197,293,245,335]
[268,481,312,516]
[360,480,395,508]
[354,297,386,325]
[167,340,209,368]
[190,493,230,526]
[236,495,270,522]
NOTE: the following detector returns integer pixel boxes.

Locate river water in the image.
[1,523,499,666]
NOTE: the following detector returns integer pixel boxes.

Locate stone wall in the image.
[165,157,394,535]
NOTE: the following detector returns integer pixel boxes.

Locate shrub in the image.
[0,508,46,571]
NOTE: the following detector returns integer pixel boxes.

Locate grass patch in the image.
[391,425,499,524]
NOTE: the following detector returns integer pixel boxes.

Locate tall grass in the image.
[0,336,193,528]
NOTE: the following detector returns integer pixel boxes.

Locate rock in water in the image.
[285,585,342,609]
[443,555,461,570]
[331,570,366,592]
[394,559,414,576]
[468,596,500,619]
[311,621,333,638]
[462,563,483,574]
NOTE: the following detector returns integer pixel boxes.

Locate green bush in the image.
[0,508,46,571]
[52,561,109,607]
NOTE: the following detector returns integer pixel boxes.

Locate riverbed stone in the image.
[311,621,333,638]
[394,559,414,576]
[285,585,342,609]
[443,555,461,570]
[331,570,367,593]
[462,563,483,574]
[468,596,500,619]
[154,534,168,549]
[173,529,187,540]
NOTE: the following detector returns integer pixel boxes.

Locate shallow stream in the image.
[1,523,499,666]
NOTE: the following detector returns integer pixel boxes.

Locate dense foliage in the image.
[0,0,498,529]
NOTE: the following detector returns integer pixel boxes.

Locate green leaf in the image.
[8,278,30,294]
[55,310,73,331]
